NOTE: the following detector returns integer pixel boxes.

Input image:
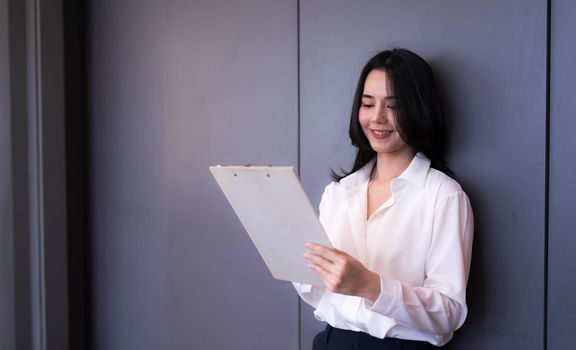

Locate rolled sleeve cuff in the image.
[293,282,313,294]
[365,274,399,315]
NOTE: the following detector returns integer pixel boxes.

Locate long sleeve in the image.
[367,191,474,335]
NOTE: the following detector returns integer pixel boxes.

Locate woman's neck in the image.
[372,147,415,181]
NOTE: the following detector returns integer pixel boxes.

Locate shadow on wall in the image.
[429,56,488,347]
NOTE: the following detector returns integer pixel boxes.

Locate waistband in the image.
[323,325,439,350]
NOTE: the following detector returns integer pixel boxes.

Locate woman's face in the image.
[358,69,411,156]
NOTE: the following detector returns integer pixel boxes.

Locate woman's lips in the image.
[371,129,393,139]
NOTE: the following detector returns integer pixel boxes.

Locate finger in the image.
[305,252,345,284]
[304,253,337,272]
[305,242,342,262]
[308,262,338,287]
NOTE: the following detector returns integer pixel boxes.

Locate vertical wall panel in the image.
[88,1,298,349]
[0,0,15,347]
[548,1,576,349]
[299,1,546,349]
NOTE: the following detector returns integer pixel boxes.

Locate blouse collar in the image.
[341,152,431,191]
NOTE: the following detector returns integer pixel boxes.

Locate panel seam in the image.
[296,0,302,349]
[31,0,47,348]
[296,2,301,176]
[544,0,551,350]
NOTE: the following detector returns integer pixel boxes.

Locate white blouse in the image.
[293,153,474,346]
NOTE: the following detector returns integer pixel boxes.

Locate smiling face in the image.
[358,69,413,156]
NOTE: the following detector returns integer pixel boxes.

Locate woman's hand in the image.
[304,242,381,303]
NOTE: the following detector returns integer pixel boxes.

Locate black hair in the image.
[331,48,451,181]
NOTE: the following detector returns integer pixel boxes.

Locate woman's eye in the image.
[386,105,397,109]
[361,103,374,108]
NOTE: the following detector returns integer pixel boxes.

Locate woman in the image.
[294,49,474,349]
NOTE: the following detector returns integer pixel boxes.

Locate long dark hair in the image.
[331,48,451,181]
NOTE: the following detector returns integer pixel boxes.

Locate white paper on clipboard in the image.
[209,165,332,286]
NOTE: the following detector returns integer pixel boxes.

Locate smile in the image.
[371,130,393,136]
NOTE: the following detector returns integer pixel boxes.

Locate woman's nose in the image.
[372,106,388,123]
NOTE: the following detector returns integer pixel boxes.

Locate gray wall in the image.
[86,1,568,350]
[299,2,547,349]
[0,0,15,347]
[88,1,298,349]
[548,0,576,349]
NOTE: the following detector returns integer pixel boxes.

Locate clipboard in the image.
[209,165,332,286]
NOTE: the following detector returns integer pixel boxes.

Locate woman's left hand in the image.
[304,242,381,303]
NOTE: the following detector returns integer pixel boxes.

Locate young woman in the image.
[293,49,474,349]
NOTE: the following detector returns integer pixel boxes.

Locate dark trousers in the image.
[312,325,442,350]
